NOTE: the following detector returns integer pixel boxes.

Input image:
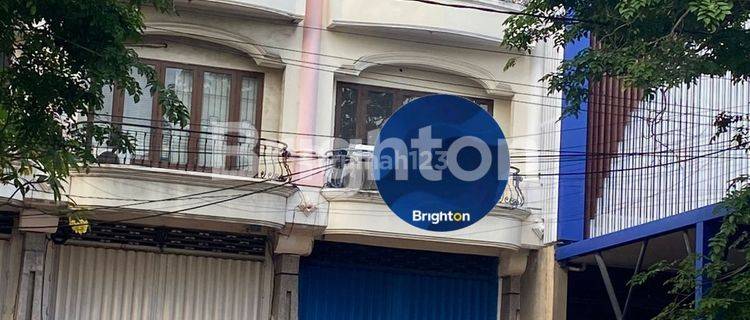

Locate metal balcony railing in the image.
[92,122,291,181]
[324,147,526,208]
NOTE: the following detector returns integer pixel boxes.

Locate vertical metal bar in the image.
[631,87,638,226]
[656,89,663,220]
[692,78,701,209]
[609,77,616,233]
[595,253,623,320]
[668,85,675,216]
[682,230,692,254]
[604,77,612,232]
[650,93,657,224]
[706,78,722,203]
[695,220,720,304]
[622,240,648,320]
[695,78,702,209]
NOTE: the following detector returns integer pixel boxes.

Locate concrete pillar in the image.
[293,0,326,186]
[14,232,54,320]
[12,210,59,320]
[499,250,528,320]
[500,276,521,320]
[271,254,300,320]
[271,225,315,320]
[519,246,567,320]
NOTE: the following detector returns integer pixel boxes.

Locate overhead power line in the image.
[174,3,563,62]
[15,164,333,229]
[403,0,601,24]
[89,116,744,163]
[151,25,737,119]
[14,163,333,219]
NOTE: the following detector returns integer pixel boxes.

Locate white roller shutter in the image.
[52,245,267,320]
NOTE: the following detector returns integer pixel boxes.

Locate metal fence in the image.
[587,75,750,237]
[93,122,291,181]
[324,147,526,208]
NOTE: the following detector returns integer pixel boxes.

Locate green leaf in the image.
[503,57,517,72]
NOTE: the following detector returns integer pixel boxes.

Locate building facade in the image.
[556,36,749,319]
[0,1,566,319]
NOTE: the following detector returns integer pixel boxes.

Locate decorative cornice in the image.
[144,21,285,68]
[186,0,305,22]
[329,20,503,44]
[336,51,514,97]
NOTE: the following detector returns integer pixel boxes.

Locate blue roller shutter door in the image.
[299,242,498,320]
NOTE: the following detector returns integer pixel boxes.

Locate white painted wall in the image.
[328,0,508,44]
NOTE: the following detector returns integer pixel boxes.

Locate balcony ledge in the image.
[74,165,298,198]
[321,196,529,254]
[321,187,532,220]
[174,0,304,23]
[328,20,504,46]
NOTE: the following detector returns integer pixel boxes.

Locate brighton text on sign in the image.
[373,95,510,232]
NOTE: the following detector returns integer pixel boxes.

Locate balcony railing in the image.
[324,147,526,208]
[92,122,291,181]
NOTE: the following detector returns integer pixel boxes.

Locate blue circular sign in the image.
[373,94,510,231]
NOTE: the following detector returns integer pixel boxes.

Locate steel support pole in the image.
[595,253,623,320]
[622,240,648,319]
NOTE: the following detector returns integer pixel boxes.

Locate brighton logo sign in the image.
[373,94,510,231]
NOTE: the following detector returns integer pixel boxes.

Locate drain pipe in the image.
[295,0,325,185]
[565,263,587,272]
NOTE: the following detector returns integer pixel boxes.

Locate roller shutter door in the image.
[51,245,267,320]
[0,239,14,317]
[300,242,499,320]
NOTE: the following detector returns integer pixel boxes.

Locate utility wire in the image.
[173,3,563,62]
[17,164,333,229]
[15,163,333,219]
[57,32,748,159]
[403,0,598,24]
[150,27,736,119]
[93,114,743,162]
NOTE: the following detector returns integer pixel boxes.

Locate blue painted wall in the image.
[299,242,498,320]
[557,35,590,243]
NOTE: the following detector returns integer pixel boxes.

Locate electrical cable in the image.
[14,163,333,219]
[148,25,739,118]
[17,164,333,230]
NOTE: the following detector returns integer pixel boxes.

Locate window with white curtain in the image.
[238,77,260,171]
[199,71,231,169]
[99,60,263,174]
[162,67,193,165]
[122,66,154,161]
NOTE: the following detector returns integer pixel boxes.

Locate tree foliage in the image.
[503,0,750,117]
[0,0,189,202]
[501,1,750,318]
[629,187,750,320]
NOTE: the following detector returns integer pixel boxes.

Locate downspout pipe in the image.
[295,0,325,185]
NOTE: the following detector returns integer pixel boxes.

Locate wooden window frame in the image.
[333,81,494,142]
[107,59,264,172]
